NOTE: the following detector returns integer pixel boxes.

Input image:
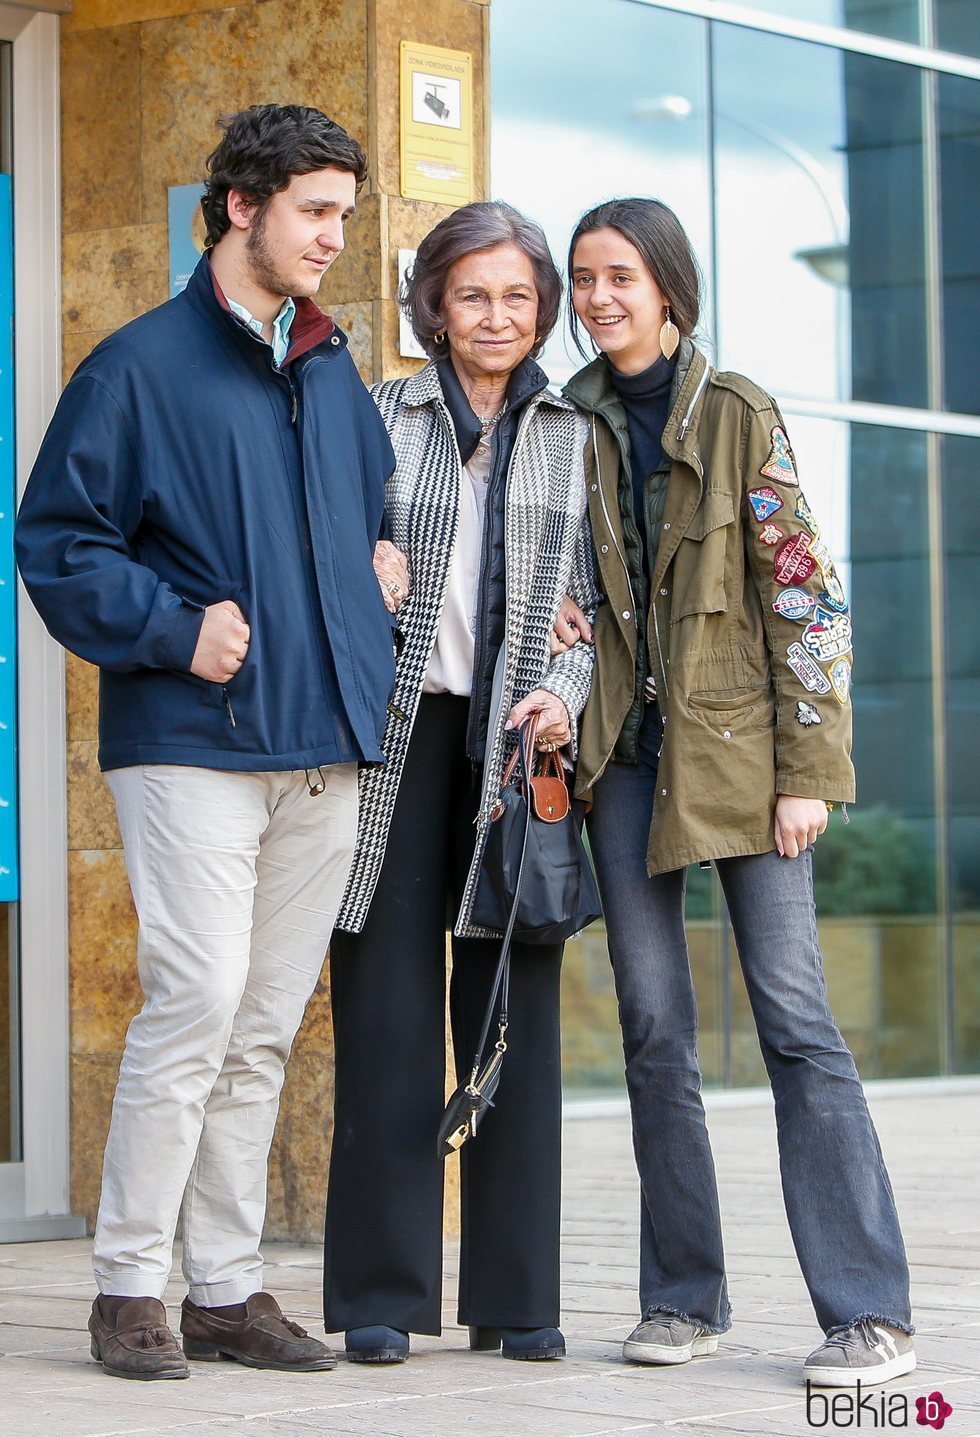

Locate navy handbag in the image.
[470,714,602,945]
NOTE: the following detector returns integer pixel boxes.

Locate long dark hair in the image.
[567,198,702,358]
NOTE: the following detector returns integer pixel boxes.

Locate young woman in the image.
[562,198,914,1389]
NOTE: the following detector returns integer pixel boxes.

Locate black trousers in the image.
[323,695,563,1335]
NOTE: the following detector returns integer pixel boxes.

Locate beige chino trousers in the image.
[94,763,357,1305]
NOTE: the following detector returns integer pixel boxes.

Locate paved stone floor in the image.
[2,1084,978,1437]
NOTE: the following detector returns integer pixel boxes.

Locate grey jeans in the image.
[587,719,912,1336]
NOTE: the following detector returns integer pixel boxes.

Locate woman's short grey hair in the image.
[401,201,562,359]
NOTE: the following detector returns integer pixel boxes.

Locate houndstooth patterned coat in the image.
[336,360,600,938]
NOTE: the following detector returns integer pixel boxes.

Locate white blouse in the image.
[423,437,493,696]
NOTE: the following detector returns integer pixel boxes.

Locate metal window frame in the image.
[778,398,980,438]
[0,2,83,1240]
[624,0,980,79]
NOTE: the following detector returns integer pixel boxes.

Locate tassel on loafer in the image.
[345,1325,410,1363]
[469,1325,565,1360]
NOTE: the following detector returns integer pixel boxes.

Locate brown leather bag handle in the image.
[494,713,570,824]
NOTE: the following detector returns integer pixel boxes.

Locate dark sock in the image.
[202,1301,248,1321]
[98,1294,148,1325]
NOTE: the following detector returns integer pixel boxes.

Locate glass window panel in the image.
[842,52,928,406]
[939,74,980,415]
[491,0,711,386]
[936,0,980,59]
[560,926,625,1096]
[729,0,920,45]
[942,434,980,1071]
[712,25,927,408]
[821,422,942,1075]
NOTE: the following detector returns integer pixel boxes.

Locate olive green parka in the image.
[566,340,855,876]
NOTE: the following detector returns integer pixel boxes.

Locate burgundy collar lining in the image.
[208,262,335,363]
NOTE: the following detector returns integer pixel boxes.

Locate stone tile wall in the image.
[61,0,488,1239]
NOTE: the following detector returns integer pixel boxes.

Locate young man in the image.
[16,104,404,1380]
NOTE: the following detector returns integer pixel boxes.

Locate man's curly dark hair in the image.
[201,104,368,248]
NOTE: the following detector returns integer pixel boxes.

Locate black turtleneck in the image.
[607,351,677,573]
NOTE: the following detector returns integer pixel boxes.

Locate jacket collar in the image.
[435,354,550,463]
[185,253,345,365]
[400,356,575,415]
[564,339,710,462]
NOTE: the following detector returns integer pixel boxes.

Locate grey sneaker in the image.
[803,1319,916,1387]
[623,1314,719,1366]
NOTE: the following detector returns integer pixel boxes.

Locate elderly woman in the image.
[322,202,598,1364]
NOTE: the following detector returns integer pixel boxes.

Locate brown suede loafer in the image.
[180,1292,336,1371]
[88,1296,189,1381]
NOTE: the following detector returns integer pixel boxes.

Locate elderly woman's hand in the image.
[505,688,571,751]
[373,540,409,613]
[550,596,593,656]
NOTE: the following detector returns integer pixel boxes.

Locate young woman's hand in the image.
[774,795,829,858]
[505,688,572,750]
[550,596,593,655]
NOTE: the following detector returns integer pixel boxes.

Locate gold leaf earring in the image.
[659,305,679,360]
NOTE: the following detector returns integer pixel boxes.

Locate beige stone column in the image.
[58,0,490,1241]
[317,0,491,383]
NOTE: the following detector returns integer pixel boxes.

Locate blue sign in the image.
[168,183,207,297]
[0,175,18,900]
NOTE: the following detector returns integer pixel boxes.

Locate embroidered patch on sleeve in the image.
[795,492,818,530]
[796,700,822,726]
[774,532,816,584]
[801,610,853,663]
[758,522,785,546]
[772,588,816,622]
[820,570,848,612]
[760,426,799,486]
[748,486,784,522]
[787,642,832,694]
[808,534,834,575]
[829,656,852,704]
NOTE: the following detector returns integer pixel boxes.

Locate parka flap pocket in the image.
[685,490,736,541]
[671,491,735,620]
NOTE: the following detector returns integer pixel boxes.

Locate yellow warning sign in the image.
[400,41,473,206]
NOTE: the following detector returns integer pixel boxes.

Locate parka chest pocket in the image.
[670,490,736,621]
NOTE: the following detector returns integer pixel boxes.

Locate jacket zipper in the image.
[586,416,640,787]
[291,356,351,757]
[469,398,545,818]
[591,418,635,615]
[465,428,506,763]
[677,363,710,441]
[647,365,710,705]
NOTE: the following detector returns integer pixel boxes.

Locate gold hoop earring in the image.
[434,330,446,345]
[659,305,679,360]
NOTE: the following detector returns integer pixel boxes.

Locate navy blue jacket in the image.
[15,255,396,771]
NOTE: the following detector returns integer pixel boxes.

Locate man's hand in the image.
[505,688,571,750]
[551,596,593,656]
[190,600,250,683]
[774,794,829,858]
[373,540,409,614]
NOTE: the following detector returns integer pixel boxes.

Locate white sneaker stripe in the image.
[872,1326,899,1361]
